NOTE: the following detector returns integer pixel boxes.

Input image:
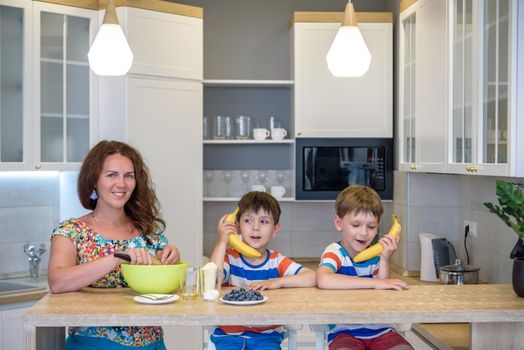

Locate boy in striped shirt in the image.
[210,191,316,350]
[317,185,413,350]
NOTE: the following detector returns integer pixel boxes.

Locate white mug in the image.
[253,128,270,141]
[271,128,287,141]
[270,186,286,198]
[251,184,266,192]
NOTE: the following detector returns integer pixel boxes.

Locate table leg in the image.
[24,325,65,350]
[470,322,524,350]
[23,324,35,350]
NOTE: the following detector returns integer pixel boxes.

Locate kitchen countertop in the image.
[24,284,524,350]
[0,276,49,306]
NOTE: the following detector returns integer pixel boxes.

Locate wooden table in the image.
[23,284,524,350]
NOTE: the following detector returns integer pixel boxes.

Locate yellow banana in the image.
[225,207,261,258]
[353,215,401,263]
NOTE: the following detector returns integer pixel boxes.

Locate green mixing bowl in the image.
[121,262,189,294]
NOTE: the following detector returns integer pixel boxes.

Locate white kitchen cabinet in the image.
[99,1,203,268]
[292,12,392,138]
[447,0,523,176]
[398,0,448,173]
[123,6,202,80]
[97,4,203,348]
[0,0,97,171]
[1,301,36,350]
[32,1,97,171]
[0,0,31,170]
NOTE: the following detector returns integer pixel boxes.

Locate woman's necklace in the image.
[91,212,135,234]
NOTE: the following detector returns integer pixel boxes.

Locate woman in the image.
[48,140,180,350]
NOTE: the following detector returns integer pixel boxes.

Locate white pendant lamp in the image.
[88,0,133,76]
[326,0,371,77]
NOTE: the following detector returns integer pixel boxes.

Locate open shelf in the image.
[204,139,294,144]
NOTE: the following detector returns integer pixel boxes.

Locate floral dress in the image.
[51,218,168,347]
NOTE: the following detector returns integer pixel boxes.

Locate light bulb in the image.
[88,24,133,76]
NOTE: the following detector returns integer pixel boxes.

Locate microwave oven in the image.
[295,138,393,200]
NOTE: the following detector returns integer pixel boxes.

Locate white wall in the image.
[203,201,394,260]
[0,172,59,277]
[394,171,524,284]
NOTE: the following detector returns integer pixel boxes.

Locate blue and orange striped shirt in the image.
[214,248,304,338]
[320,242,393,342]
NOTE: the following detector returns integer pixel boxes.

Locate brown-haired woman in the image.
[48,140,179,350]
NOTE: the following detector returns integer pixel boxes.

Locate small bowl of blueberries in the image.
[220,288,267,305]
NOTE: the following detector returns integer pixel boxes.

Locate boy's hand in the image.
[374,278,409,291]
[247,278,283,291]
[379,233,400,260]
[217,214,237,245]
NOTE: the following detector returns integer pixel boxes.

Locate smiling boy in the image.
[316,185,412,350]
[210,191,315,350]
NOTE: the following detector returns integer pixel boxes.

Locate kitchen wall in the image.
[203,201,394,260]
[394,171,524,284]
[173,0,390,79]
[0,172,59,277]
[176,0,395,260]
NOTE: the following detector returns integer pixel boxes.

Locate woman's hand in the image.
[157,245,180,264]
[120,247,153,265]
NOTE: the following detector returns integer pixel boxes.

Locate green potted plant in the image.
[483,179,524,296]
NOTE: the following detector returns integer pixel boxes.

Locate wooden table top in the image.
[23,285,524,327]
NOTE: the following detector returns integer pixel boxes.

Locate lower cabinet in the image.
[1,301,36,350]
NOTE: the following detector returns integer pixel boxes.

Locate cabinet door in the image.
[126,77,203,267]
[476,0,513,175]
[415,0,447,173]
[398,7,416,171]
[448,0,516,176]
[448,0,475,175]
[126,77,203,349]
[123,7,203,80]
[398,0,447,173]
[294,22,392,138]
[32,2,97,171]
[2,303,34,350]
[0,0,31,170]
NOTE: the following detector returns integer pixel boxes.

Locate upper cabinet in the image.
[399,0,523,177]
[398,0,448,173]
[123,5,202,80]
[32,2,96,170]
[292,12,393,138]
[0,0,96,171]
[0,1,30,169]
[447,0,523,176]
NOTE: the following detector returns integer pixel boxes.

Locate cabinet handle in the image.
[471,166,478,172]
[297,132,302,136]
[466,165,471,172]
[410,164,416,170]
[34,163,41,170]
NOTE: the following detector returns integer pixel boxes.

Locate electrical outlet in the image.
[464,220,477,238]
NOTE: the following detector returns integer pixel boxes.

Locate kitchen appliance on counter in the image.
[439,259,480,284]
[295,138,393,200]
[419,233,457,282]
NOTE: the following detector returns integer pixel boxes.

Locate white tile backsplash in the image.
[0,173,60,276]
[396,172,524,284]
[203,200,393,259]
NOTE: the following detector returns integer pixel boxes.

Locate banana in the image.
[225,207,261,258]
[353,215,401,263]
